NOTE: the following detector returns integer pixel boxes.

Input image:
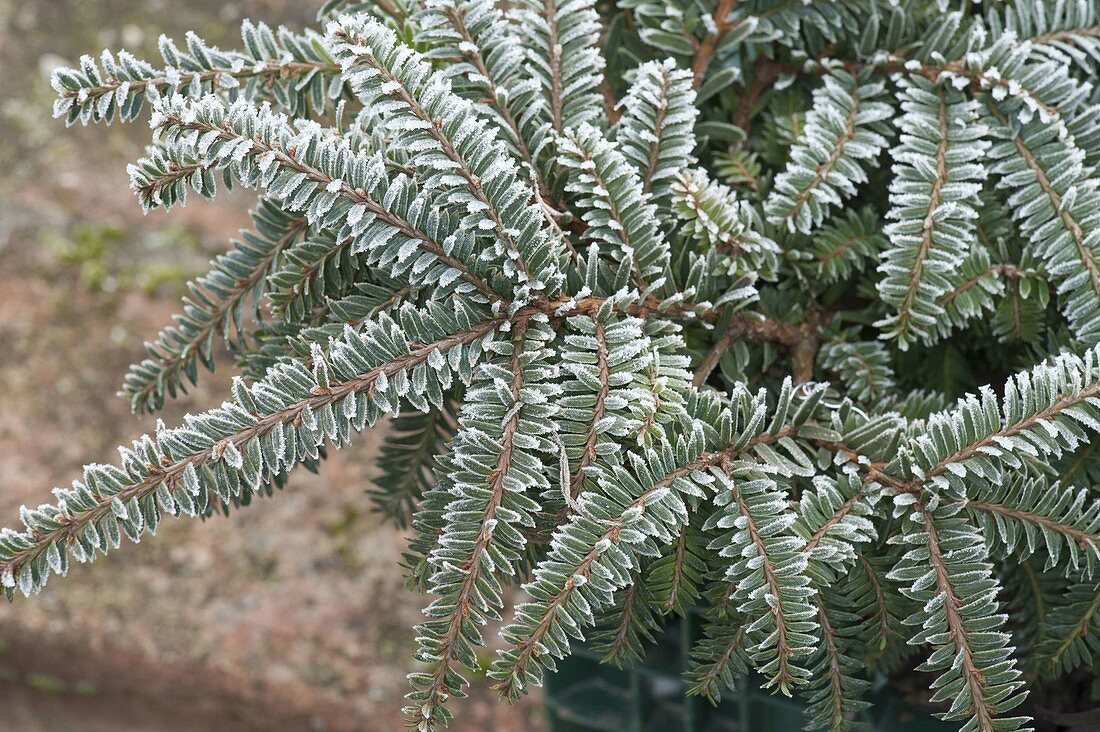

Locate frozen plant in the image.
[6,1,1100,730]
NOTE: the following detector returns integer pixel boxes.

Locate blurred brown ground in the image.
[0,1,540,728]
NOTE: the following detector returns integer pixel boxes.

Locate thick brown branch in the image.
[791,334,820,385]
[693,312,818,386]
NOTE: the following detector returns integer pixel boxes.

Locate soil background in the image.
[0,1,540,729]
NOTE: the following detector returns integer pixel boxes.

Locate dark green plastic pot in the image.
[544,616,952,732]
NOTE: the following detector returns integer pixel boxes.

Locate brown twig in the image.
[691,0,739,89]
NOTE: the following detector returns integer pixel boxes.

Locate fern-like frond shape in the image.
[800,207,884,285]
[985,108,1100,344]
[406,318,559,730]
[556,312,656,503]
[24,5,1100,730]
[1000,555,1067,663]
[967,476,1100,576]
[791,469,880,729]
[632,316,693,446]
[488,380,828,698]
[670,167,780,283]
[265,228,365,322]
[1035,580,1100,678]
[132,94,507,303]
[489,422,703,697]
[716,145,764,195]
[802,589,871,732]
[765,69,892,234]
[416,0,549,172]
[686,582,750,702]
[559,124,671,293]
[403,455,459,592]
[992,275,1049,344]
[974,32,1092,136]
[817,339,896,408]
[330,16,566,301]
[321,280,414,329]
[977,33,1100,345]
[52,21,343,124]
[688,396,877,707]
[844,553,909,671]
[935,247,1011,339]
[876,75,988,349]
[705,466,818,695]
[587,567,662,666]
[258,276,413,380]
[646,522,709,616]
[889,508,1029,731]
[906,345,1100,499]
[513,0,605,137]
[988,0,1100,74]
[752,0,884,48]
[0,302,503,599]
[797,472,878,580]
[615,59,697,211]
